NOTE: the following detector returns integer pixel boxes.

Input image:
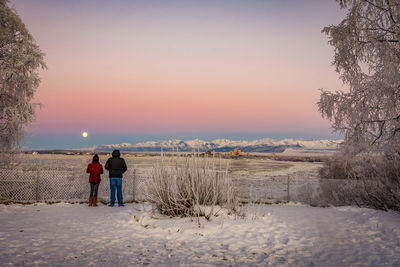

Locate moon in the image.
[82,132,88,138]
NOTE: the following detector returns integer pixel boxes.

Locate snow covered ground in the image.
[1,202,399,266]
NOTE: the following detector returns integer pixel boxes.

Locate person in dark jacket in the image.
[86,154,103,207]
[105,149,127,207]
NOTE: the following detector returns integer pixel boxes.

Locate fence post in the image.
[287,175,290,202]
[132,169,136,202]
[249,183,253,202]
[36,168,40,202]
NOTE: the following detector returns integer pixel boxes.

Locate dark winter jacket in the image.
[105,150,127,178]
[86,162,103,183]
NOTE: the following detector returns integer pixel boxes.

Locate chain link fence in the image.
[232,173,323,204]
[0,167,149,203]
[0,156,325,204]
[0,168,322,204]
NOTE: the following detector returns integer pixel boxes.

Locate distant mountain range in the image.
[90,138,342,153]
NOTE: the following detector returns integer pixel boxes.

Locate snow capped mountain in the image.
[92,138,342,153]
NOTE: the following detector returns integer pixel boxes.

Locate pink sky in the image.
[11,0,346,136]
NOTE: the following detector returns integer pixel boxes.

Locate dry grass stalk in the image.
[145,154,238,218]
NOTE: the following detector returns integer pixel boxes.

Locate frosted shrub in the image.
[145,154,238,218]
[353,156,400,212]
[320,154,400,212]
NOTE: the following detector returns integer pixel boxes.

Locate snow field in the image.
[0,202,399,266]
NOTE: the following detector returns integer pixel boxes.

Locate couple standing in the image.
[86,149,127,207]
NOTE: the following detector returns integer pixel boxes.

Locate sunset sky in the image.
[10,0,347,147]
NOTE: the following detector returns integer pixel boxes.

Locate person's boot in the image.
[89,196,93,207]
[93,196,98,207]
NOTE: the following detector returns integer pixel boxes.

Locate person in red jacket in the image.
[86,154,103,207]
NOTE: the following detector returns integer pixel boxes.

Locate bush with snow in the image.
[144,154,239,218]
[319,154,400,212]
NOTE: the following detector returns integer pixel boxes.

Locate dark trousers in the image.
[90,182,100,197]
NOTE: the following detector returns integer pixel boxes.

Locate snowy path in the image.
[0,203,399,266]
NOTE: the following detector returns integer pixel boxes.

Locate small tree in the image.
[0,0,46,159]
[318,0,400,156]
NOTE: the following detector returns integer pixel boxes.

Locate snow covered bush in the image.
[145,154,238,218]
[319,154,400,212]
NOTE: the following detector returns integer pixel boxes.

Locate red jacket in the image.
[86,162,103,183]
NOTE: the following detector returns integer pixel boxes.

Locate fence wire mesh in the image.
[0,166,148,203]
[0,156,324,204]
[232,173,322,204]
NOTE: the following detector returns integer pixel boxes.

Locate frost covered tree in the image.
[0,0,46,156]
[318,0,400,211]
[318,0,400,155]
